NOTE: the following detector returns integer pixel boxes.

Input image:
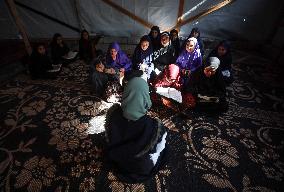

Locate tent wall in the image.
[268,16,284,67]
[0,1,19,39]
[182,0,283,41]
[0,0,283,42]
[16,0,80,38]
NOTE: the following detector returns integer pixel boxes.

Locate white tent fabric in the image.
[1,0,283,41]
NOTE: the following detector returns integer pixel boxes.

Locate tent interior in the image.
[0,0,284,191]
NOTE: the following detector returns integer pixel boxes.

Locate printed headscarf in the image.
[176,37,202,72]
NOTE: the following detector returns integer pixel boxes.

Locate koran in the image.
[156,87,182,103]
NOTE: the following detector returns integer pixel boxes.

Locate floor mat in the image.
[0,54,283,191]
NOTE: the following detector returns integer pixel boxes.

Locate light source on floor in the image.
[87,115,106,134]
[86,101,116,134]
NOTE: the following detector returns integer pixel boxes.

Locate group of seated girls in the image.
[90,26,233,113]
[102,27,232,183]
[29,30,96,79]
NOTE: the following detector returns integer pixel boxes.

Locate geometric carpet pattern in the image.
[0,51,283,191]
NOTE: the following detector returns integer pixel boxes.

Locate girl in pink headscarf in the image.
[152,64,182,90]
[150,64,196,110]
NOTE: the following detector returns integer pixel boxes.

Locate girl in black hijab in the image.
[170,29,181,56]
[29,43,60,79]
[50,33,70,64]
[132,35,154,80]
[207,40,233,84]
[79,30,94,62]
[148,26,161,51]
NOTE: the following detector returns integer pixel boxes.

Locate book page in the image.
[156,87,182,103]
[62,51,78,59]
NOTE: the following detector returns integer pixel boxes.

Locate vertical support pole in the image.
[5,0,32,55]
[176,0,185,32]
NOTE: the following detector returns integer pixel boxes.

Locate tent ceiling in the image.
[1,0,283,41]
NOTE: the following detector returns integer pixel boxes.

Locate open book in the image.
[156,87,182,103]
[197,94,219,103]
[62,51,78,60]
[47,64,62,72]
[139,62,155,80]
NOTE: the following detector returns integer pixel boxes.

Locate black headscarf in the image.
[170,29,181,56]
[148,26,161,51]
[50,33,70,63]
[29,43,52,79]
[208,40,232,71]
[132,35,153,69]
[79,30,93,60]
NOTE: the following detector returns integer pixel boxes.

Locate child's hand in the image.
[119,68,125,73]
[97,68,103,72]
[204,66,215,77]
[104,68,111,74]
[110,68,116,74]
[181,69,190,76]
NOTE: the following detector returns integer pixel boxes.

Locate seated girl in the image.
[29,43,61,80]
[51,33,77,65]
[176,37,203,96]
[196,57,228,112]
[148,26,161,51]
[170,29,181,56]
[207,40,233,84]
[79,30,95,62]
[90,57,123,102]
[187,28,204,56]
[105,42,132,81]
[152,64,182,90]
[132,35,154,80]
[105,76,168,183]
[152,31,177,73]
[150,64,196,110]
[90,59,109,97]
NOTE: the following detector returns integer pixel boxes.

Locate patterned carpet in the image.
[0,51,283,192]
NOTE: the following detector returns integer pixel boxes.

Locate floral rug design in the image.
[0,52,283,191]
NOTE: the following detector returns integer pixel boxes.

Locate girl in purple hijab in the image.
[176,37,202,75]
[106,42,132,74]
[176,37,202,93]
